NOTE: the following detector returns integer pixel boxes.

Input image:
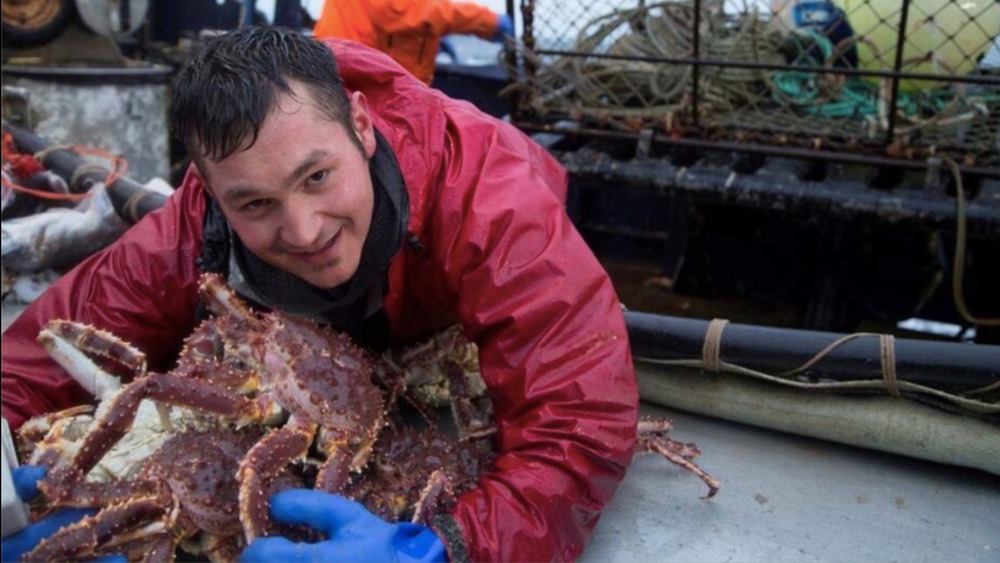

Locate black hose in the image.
[2,122,168,224]
[625,310,1000,391]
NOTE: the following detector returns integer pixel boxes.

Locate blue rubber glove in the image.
[1,465,125,563]
[240,490,447,563]
[491,13,513,43]
[11,464,46,500]
[438,36,459,61]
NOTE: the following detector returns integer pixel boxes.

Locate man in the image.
[313,0,513,84]
[1,26,638,561]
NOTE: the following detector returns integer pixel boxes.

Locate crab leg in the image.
[38,326,129,401]
[24,493,175,562]
[635,416,721,499]
[47,374,263,486]
[39,473,160,511]
[410,469,454,524]
[199,273,262,325]
[445,361,496,441]
[636,417,700,459]
[315,426,374,493]
[39,320,147,380]
[198,532,246,563]
[636,436,721,499]
[238,414,317,541]
[37,321,183,433]
[637,416,675,435]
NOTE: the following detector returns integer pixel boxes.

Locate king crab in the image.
[343,423,496,524]
[21,277,719,561]
[339,327,720,529]
[20,321,219,482]
[369,326,720,520]
[24,426,309,562]
[21,273,388,561]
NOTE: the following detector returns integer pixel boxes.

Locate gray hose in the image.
[636,361,1000,476]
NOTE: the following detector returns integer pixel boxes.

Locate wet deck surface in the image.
[586,261,999,561]
[583,401,1000,563]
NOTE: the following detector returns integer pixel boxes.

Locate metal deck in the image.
[584,401,999,562]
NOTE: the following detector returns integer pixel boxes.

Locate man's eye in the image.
[241,199,271,212]
[308,170,328,184]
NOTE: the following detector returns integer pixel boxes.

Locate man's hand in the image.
[240,490,447,563]
[1,465,124,563]
[491,13,514,43]
[439,37,459,61]
[10,464,45,500]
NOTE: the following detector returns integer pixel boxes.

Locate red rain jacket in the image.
[313,0,498,84]
[1,40,638,562]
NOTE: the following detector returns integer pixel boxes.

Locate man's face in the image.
[198,83,377,289]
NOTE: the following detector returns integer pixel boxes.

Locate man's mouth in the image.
[288,230,340,264]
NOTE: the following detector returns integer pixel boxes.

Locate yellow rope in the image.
[941,155,1000,326]
[636,320,997,415]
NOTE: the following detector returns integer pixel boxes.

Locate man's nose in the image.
[280,199,323,248]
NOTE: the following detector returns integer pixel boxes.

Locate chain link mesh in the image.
[507,0,1000,166]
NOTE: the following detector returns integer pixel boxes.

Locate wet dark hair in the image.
[170,26,353,162]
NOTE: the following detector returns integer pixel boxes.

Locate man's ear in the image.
[349,91,377,158]
[189,161,214,198]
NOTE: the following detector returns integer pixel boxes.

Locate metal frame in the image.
[511,0,1000,176]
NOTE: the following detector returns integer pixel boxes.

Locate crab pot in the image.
[508,0,1000,170]
[493,0,1000,336]
[2,62,173,184]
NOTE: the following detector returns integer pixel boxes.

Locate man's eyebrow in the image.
[220,150,331,206]
[285,149,331,186]
[221,186,262,206]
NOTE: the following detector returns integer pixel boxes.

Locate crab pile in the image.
[372,323,720,507]
[18,274,718,562]
[19,273,385,561]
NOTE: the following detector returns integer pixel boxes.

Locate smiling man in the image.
[190,82,381,298]
[1,26,638,562]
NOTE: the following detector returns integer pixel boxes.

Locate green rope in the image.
[771,28,998,120]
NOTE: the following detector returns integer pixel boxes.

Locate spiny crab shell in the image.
[355,327,720,527]
[377,324,485,407]
[24,425,309,563]
[191,274,387,538]
[20,273,720,561]
[186,273,385,444]
[21,321,220,482]
[342,424,496,524]
[20,273,389,561]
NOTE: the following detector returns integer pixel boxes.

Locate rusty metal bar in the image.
[503,0,518,111]
[885,0,913,144]
[691,0,701,126]
[522,0,536,79]
[515,121,1000,179]
[531,49,1000,86]
[560,148,1000,236]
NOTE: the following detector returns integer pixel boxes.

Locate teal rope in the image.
[772,29,996,119]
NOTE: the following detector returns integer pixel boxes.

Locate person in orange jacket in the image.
[1,26,637,562]
[313,0,513,84]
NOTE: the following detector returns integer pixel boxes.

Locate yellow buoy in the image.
[835,0,1000,91]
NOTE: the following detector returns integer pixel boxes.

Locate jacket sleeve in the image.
[425,107,639,561]
[368,0,499,39]
[1,175,207,431]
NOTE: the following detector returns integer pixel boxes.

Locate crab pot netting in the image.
[509,0,1000,166]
